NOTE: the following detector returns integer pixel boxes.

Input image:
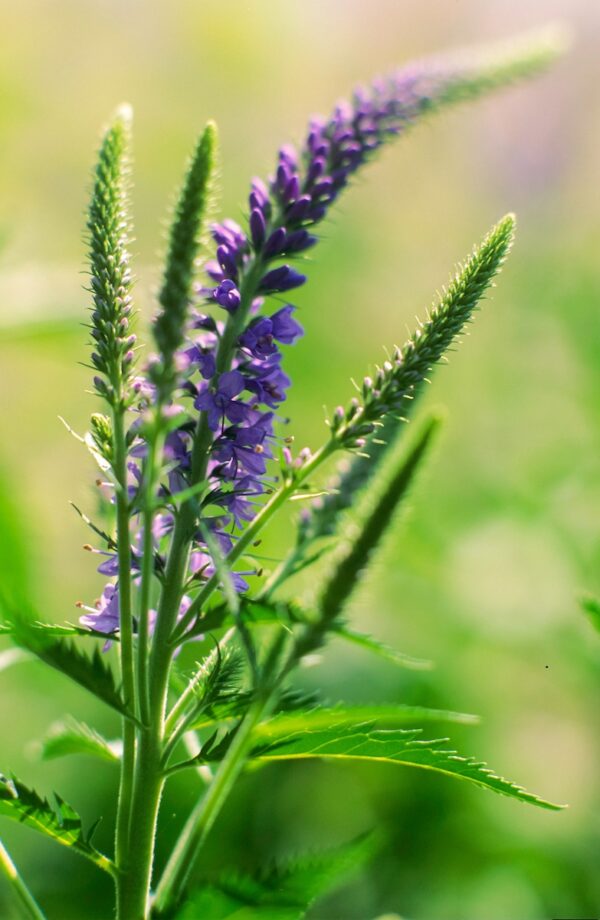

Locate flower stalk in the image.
[0,29,566,920]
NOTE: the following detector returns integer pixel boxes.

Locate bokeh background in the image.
[1,1,600,917]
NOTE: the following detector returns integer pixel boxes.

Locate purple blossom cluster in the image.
[80,65,444,638]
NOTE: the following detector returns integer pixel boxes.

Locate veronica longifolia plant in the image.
[0,27,568,920]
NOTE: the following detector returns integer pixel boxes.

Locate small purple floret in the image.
[259,265,306,294]
[213,279,241,312]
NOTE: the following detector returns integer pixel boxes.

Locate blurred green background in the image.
[1,1,600,917]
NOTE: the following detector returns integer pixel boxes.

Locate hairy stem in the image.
[112,408,137,884]
[137,429,163,728]
[117,729,164,920]
[154,629,288,913]
[112,261,268,916]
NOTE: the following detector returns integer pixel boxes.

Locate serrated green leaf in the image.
[0,775,115,875]
[40,719,121,763]
[333,625,432,671]
[1,610,132,720]
[0,620,115,640]
[186,686,323,735]
[182,706,477,774]
[36,637,131,718]
[247,727,564,810]
[173,835,376,920]
[167,643,246,738]
[252,705,478,741]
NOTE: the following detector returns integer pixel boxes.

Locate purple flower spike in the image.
[212,415,274,479]
[239,316,277,359]
[283,175,300,203]
[245,356,291,407]
[263,227,287,259]
[214,475,263,528]
[212,219,248,252]
[283,229,317,254]
[188,346,217,379]
[270,305,303,344]
[249,208,266,249]
[286,195,312,222]
[240,306,303,358]
[214,279,241,312]
[259,265,307,294]
[216,245,239,280]
[279,144,299,169]
[205,259,225,282]
[195,370,250,431]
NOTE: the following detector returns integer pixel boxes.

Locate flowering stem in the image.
[0,838,46,920]
[112,407,137,878]
[153,631,287,916]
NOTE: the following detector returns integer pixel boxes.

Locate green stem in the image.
[112,408,137,880]
[115,422,212,919]
[117,728,165,920]
[114,229,276,920]
[152,691,272,915]
[154,631,288,914]
[0,839,46,920]
[137,428,163,728]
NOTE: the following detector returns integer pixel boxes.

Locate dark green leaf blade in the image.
[0,775,114,874]
[252,705,478,741]
[1,610,131,719]
[248,727,564,810]
[172,835,376,920]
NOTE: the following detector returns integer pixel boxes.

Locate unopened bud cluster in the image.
[330,215,515,452]
[87,106,136,407]
[89,413,114,464]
